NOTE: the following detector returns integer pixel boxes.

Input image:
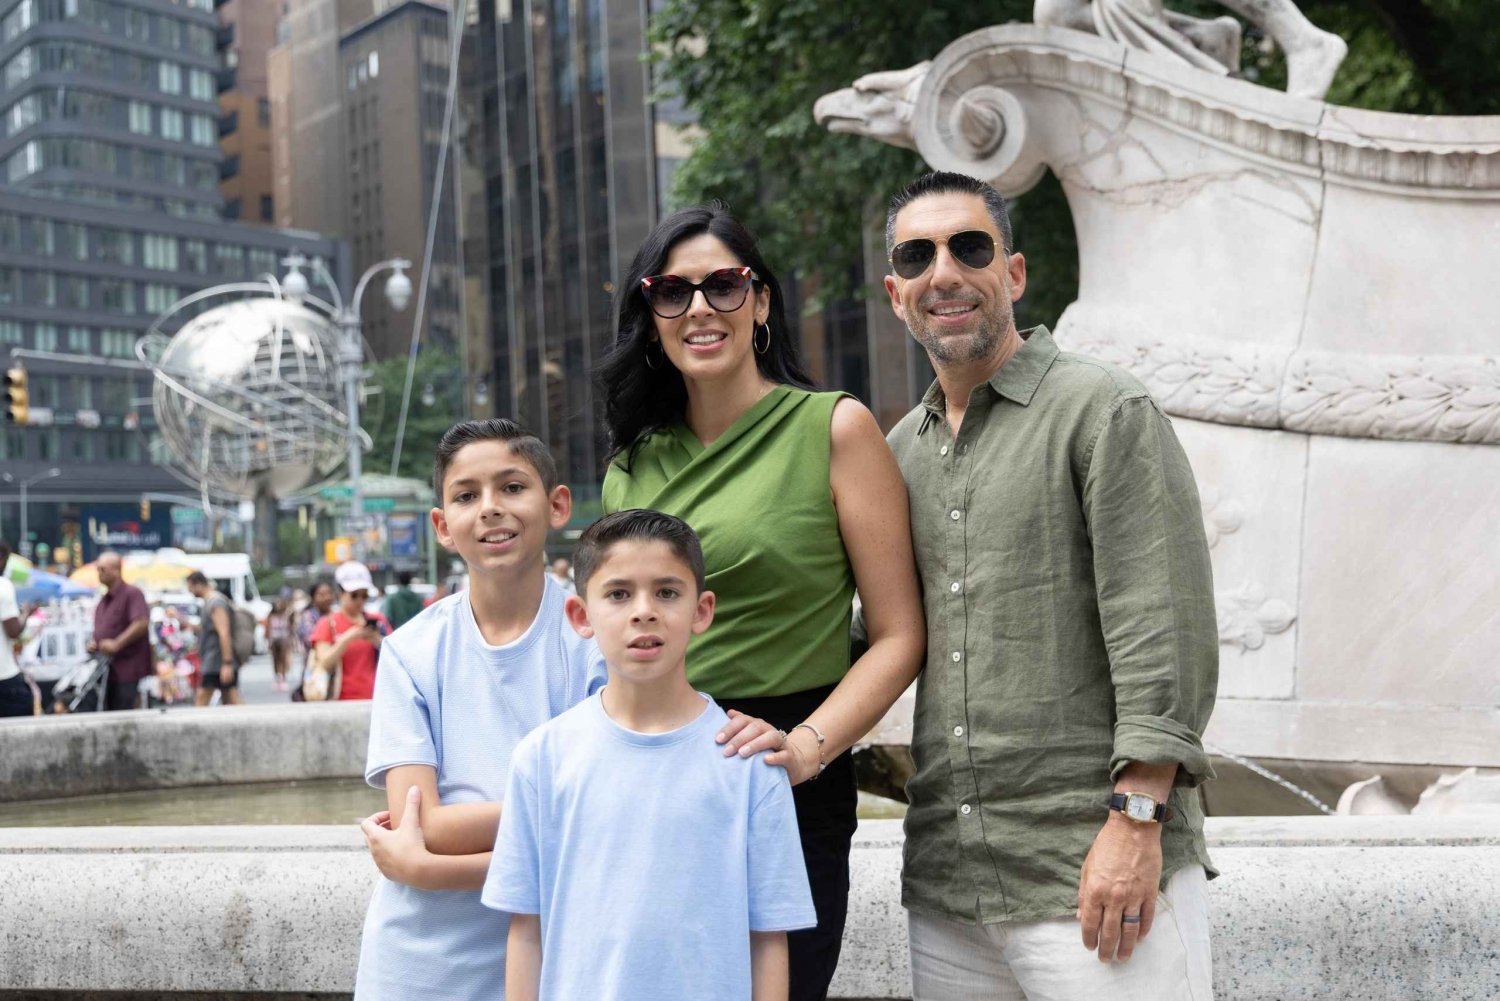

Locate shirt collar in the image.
[918,325,1058,433]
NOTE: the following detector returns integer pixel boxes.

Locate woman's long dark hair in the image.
[596,204,816,469]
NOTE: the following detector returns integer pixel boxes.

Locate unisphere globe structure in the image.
[139,297,354,499]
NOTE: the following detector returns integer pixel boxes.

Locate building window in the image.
[158,62,182,95]
[214,243,244,273]
[182,239,207,274]
[101,328,136,357]
[0,429,22,460]
[0,320,20,344]
[160,107,183,141]
[257,97,270,127]
[143,234,178,270]
[57,222,86,260]
[248,247,277,274]
[260,195,273,221]
[37,429,58,460]
[368,51,379,79]
[98,280,135,315]
[67,326,90,353]
[224,198,241,219]
[144,283,179,315]
[188,68,214,101]
[30,374,56,407]
[72,431,95,462]
[33,322,56,351]
[96,228,134,266]
[72,375,92,409]
[129,100,153,135]
[190,113,215,146]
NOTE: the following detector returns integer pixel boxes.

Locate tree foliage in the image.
[362,347,468,483]
[652,0,1499,328]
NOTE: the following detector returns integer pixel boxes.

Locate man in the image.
[87,550,152,711]
[882,171,1219,999]
[187,570,242,706]
[547,556,575,594]
[382,571,424,632]
[0,540,30,717]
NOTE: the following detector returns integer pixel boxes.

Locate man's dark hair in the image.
[572,510,706,597]
[594,203,817,471]
[885,171,1014,258]
[432,418,558,500]
[0,539,10,564]
[186,570,210,587]
[397,570,414,587]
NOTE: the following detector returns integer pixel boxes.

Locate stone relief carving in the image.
[1198,485,1246,548]
[1216,580,1296,652]
[1059,312,1500,445]
[1034,0,1347,100]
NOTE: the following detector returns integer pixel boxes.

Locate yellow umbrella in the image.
[70,559,192,591]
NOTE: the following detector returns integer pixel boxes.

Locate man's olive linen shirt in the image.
[888,326,1218,926]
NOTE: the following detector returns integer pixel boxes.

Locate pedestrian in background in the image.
[547,556,575,594]
[267,597,293,692]
[382,571,423,632]
[309,561,388,701]
[187,570,242,707]
[86,551,152,711]
[0,540,29,717]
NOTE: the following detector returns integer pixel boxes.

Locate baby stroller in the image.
[50,655,110,713]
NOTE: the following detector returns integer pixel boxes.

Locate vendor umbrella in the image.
[15,569,94,604]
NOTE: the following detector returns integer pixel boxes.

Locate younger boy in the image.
[485,510,816,1001]
[354,419,606,1000]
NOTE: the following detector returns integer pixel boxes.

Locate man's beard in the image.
[909,291,1014,366]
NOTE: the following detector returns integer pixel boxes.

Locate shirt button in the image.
[953,725,964,737]
[949,582,961,593]
[960,803,972,815]
[951,651,962,663]
[950,509,961,521]
[940,445,949,456]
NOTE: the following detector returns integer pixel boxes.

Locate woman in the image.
[597,205,925,999]
[310,561,389,702]
[293,580,334,701]
[267,597,293,692]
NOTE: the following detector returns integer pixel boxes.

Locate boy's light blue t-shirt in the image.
[355,579,606,1001]
[483,691,817,1001]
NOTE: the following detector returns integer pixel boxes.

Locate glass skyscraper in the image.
[0,0,345,564]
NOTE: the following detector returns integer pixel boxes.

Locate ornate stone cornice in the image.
[1058,305,1500,444]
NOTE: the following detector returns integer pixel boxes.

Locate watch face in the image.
[1124,793,1156,821]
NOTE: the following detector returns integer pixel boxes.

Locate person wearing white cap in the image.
[309,561,391,701]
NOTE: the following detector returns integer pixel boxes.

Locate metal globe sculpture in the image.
[137,295,362,499]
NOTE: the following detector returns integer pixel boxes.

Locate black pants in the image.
[0,674,32,717]
[722,684,858,1001]
[104,676,139,711]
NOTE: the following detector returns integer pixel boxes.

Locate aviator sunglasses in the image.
[640,266,759,319]
[889,229,998,280]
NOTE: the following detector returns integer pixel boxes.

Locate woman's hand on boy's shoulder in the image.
[716,711,820,785]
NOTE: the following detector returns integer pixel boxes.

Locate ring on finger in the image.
[1121,913,1142,925]
[776,728,788,749]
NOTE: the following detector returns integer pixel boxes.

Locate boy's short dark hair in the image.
[886,170,1014,256]
[432,418,558,499]
[186,571,209,587]
[573,510,706,597]
[397,570,414,586]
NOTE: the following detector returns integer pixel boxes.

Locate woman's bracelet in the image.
[792,722,827,778]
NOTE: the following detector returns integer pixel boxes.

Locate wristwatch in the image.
[1108,792,1172,824]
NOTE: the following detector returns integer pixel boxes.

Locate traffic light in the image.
[140,498,152,521]
[3,365,27,425]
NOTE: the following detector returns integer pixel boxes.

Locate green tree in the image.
[361,347,468,483]
[652,1,1499,328]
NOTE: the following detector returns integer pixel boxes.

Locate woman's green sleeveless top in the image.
[601,387,855,699]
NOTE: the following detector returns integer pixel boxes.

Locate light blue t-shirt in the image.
[483,691,817,1001]
[355,579,606,1001]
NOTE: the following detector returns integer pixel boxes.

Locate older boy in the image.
[355,419,606,1000]
[485,510,816,1001]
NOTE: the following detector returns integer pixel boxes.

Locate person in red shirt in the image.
[309,561,389,701]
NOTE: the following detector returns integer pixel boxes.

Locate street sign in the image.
[319,485,354,499]
[363,497,396,512]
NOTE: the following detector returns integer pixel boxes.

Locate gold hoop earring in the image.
[645,342,662,370]
[754,322,771,355]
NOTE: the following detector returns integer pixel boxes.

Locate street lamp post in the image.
[1,467,62,559]
[280,254,412,557]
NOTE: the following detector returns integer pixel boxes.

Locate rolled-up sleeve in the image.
[1083,396,1219,788]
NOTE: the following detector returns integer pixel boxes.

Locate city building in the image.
[269,0,461,361]
[215,0,278,225]
[0,0,346,566]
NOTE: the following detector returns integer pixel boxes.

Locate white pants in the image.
[908,866,1214,1001]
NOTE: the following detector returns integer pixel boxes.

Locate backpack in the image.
[229,604,256,665]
